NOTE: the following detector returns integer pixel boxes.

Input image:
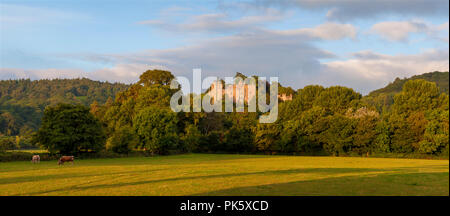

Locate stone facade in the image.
[278,93,293,101]
[207,80,292,103]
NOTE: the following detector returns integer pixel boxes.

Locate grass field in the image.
[0,154,448,196]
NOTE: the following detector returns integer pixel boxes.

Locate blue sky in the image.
[0,0,448,94]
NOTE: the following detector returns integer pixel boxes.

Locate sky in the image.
[0,0,449,94]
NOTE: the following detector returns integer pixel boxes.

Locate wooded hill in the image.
[0,78,128,136]
[363,71,449,112]
[370,71,449,95]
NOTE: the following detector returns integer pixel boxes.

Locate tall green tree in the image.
[388,79,445,153]
[34,103,106,154]
[418,102,449,154]
[134,106,179,155]
[138,69,175,86]
[314,86,361,115]
[320,115,355,156]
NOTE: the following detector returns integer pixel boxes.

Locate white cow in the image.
[31,155,40,164]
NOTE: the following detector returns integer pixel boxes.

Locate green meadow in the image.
[0,154,448,196]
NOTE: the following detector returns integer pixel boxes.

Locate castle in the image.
[206,79,293,104]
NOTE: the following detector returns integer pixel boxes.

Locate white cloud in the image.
[89,63,169,83]
[0,63,168,84]
[138,8,286,33]
[140,9,357,41]
[249,0,449,21]
[322,49,449,94]
[370,20,449,42]
[0,68,86,80]
[1,2,447,95]
[65,22,359,89]
[116,32,334,86]
[2,48,448,94]
[276,22,357,40]
[1,24,338,89]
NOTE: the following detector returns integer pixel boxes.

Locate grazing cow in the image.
[58,156,74,165]
[31,155,40,164]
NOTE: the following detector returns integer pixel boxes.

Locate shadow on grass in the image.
[0,168,168,185]
[192,172,449,196]
[0,154,268,173]
[15,167,401,196]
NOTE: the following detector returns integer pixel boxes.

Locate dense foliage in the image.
[1,70,448,157]
[87,70,448,157]
[34,104,106,154]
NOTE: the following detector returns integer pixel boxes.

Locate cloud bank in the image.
[249,0,449,21]
[3,42,447,95]
[1,1,449,95]
[370,20,449,42]
[322,49,449,93]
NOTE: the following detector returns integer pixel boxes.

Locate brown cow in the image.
[31,155,40,164]
[58,156,74,165]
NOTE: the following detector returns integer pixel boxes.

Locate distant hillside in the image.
[364,71,449,111]
[0,78,129,136]
[370,71,449,96]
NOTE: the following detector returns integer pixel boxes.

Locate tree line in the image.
[2,70,449,157]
